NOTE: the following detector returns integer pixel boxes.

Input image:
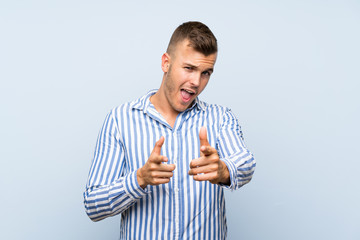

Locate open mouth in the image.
[180,89,195,102]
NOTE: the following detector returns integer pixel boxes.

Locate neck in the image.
[150,89,178,128]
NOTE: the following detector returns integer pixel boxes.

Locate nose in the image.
[189,73,201,87]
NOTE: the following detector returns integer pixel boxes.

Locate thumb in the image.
[199,127,210,147]
[152,136,165,155]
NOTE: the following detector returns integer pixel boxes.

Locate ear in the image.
[161,53,170,73]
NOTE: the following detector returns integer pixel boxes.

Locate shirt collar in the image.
[132,89,206,112]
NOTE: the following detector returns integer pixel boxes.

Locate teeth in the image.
[184,89,194,94]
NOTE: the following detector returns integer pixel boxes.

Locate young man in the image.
[84,21,255,240]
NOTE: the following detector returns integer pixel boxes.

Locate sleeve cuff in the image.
[219,158,237,190]
[123,170,149,200]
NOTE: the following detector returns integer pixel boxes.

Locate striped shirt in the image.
[83,90,256,240]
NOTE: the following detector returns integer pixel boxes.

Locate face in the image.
[160,40,217,114]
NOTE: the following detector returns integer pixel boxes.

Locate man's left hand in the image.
[188,127,230,185]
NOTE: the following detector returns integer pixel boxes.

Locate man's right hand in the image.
[137,136,176,189]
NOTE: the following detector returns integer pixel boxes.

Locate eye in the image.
[184,66,192,70]
[202,71,211,76]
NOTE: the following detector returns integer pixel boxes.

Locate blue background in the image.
[1,1,359,239]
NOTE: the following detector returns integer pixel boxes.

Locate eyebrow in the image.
[184,62,214,73]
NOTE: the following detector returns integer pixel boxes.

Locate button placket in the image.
[172,130,180,239]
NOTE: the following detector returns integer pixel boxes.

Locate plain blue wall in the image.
[1,1,359,239]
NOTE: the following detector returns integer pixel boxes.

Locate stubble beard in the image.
[163,66,181,113]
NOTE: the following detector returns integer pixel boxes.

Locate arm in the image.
[83,110,148,222]
[217,109,256,190]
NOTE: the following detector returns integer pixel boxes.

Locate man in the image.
[84,21,255,240]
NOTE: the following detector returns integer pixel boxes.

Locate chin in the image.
[171,98,194,113]
[175,107,187,113]
[171,103,186,113]
[178,104,192,112]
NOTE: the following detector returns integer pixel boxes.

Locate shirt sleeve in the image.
[83,110,149,222]
[216,108,256,190]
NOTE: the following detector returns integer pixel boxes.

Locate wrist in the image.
[136,168,147,189]
[220,161,230,185]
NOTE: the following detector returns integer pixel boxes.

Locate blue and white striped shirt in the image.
[84,90,255,239]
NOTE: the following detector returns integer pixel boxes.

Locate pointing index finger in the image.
[152,136,165,155]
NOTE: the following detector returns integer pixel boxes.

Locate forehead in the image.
[172,40,217,66]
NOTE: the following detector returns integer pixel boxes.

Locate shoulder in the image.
[197,99,241,126]
[197,99,230,115]
[110,90,154,119]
